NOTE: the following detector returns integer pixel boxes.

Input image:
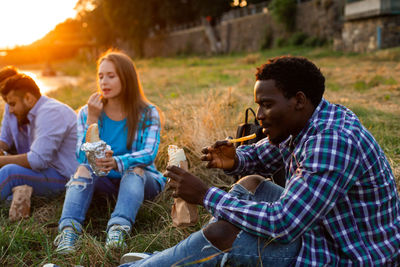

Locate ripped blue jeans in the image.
[58,164,162,233]
[119,180,301,267]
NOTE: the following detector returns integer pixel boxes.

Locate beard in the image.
[16,106,30,126]
[264,130,289,146]
[17,116,29,126]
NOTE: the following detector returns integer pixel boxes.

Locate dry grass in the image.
[0,46,399,266]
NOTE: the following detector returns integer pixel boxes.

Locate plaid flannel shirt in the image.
[76,104,165,186]
[204,98,400,266]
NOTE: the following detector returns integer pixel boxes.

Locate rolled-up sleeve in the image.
[76,106,89,163]
[27,108,72,171]
[0,106,13,148]
[114,106,161,173]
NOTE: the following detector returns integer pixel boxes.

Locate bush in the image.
[288,32,308,46]
[261,27,274,50]
[274,37,287,48]
[304,36,327,47]
[269,0,297,32]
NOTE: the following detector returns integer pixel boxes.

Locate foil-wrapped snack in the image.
[81,123,111,176]
[81,141,111,176]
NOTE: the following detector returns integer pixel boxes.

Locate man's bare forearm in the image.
[0,153,31,169]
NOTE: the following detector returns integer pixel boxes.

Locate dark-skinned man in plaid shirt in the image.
[121,56,400,267]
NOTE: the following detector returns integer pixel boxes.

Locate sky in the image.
[0,0,79,49]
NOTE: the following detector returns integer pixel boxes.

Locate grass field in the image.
[0,46,399,266]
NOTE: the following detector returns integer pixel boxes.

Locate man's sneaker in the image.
[105,225,130,249]
[120,252,151,264]
[54,227,79,254]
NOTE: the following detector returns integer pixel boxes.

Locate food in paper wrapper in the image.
[81,123,111,176]
[168,145,198,227]
[168,145,187,167]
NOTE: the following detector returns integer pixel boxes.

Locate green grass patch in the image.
[353,80,369,91]
[349,105,400,158]
[326,82,341,92]
[368,75,397,87]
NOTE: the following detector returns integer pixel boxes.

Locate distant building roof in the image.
[345,0,400,20]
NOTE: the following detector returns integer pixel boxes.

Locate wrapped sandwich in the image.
[81,123,111,176]
[168,145,198,227]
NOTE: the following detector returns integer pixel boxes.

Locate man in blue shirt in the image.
[121,56,400,266]
[0,67,78,219]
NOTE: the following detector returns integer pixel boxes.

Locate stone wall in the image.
[142,0,346,57]
[218,12,283,53]
[143,11,279,57]
[296,0,345,40]
[341,15,400,52]
[143,26,209,57]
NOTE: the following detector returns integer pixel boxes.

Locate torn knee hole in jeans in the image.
[127,167,144,176]
[66,170,93,190]
[66,179,89,191]
[74,165,92,178]
[69,181,86,187]
[200,244,230,266]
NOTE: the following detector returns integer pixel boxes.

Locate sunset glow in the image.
[20,71,49,92]
[0,0,79,49]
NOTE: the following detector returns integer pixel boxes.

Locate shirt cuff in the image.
[224,152,245,176]
[203,187,228,219]
[114,156,124,173]
[27,150,45,170]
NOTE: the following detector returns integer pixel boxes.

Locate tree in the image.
[75,0,116,48]
[74,0,233,56]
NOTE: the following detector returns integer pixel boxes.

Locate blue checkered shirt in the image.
[76,104,165,187]
[204,98,400,266]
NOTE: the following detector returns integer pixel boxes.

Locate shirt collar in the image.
[27,95,47,122]
[279,98,329,151]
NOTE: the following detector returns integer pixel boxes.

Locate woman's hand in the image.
[87,93,103,125]
[95,150,116,173]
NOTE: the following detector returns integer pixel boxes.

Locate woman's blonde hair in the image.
[97,49,155,148]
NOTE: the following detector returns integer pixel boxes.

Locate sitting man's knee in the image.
[237,175,266,194]
[203,220,240,251]
[0,163,24,175]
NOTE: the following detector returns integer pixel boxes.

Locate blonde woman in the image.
[54,50,165,254]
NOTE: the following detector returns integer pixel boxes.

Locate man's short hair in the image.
[1,73,41,99]
[255,56,325,107]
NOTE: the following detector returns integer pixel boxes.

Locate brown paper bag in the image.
[168,149,199,227]
[171,197,199,227]
[9,185,33,222]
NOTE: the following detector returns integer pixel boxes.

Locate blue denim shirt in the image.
[0,96,79,178]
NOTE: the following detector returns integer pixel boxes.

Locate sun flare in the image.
[0,0,78,49]
[20,71,49,93]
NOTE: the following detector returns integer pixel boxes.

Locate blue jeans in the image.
[120,180,301,267]
[0,164,67,200]
[58,164,162,233]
